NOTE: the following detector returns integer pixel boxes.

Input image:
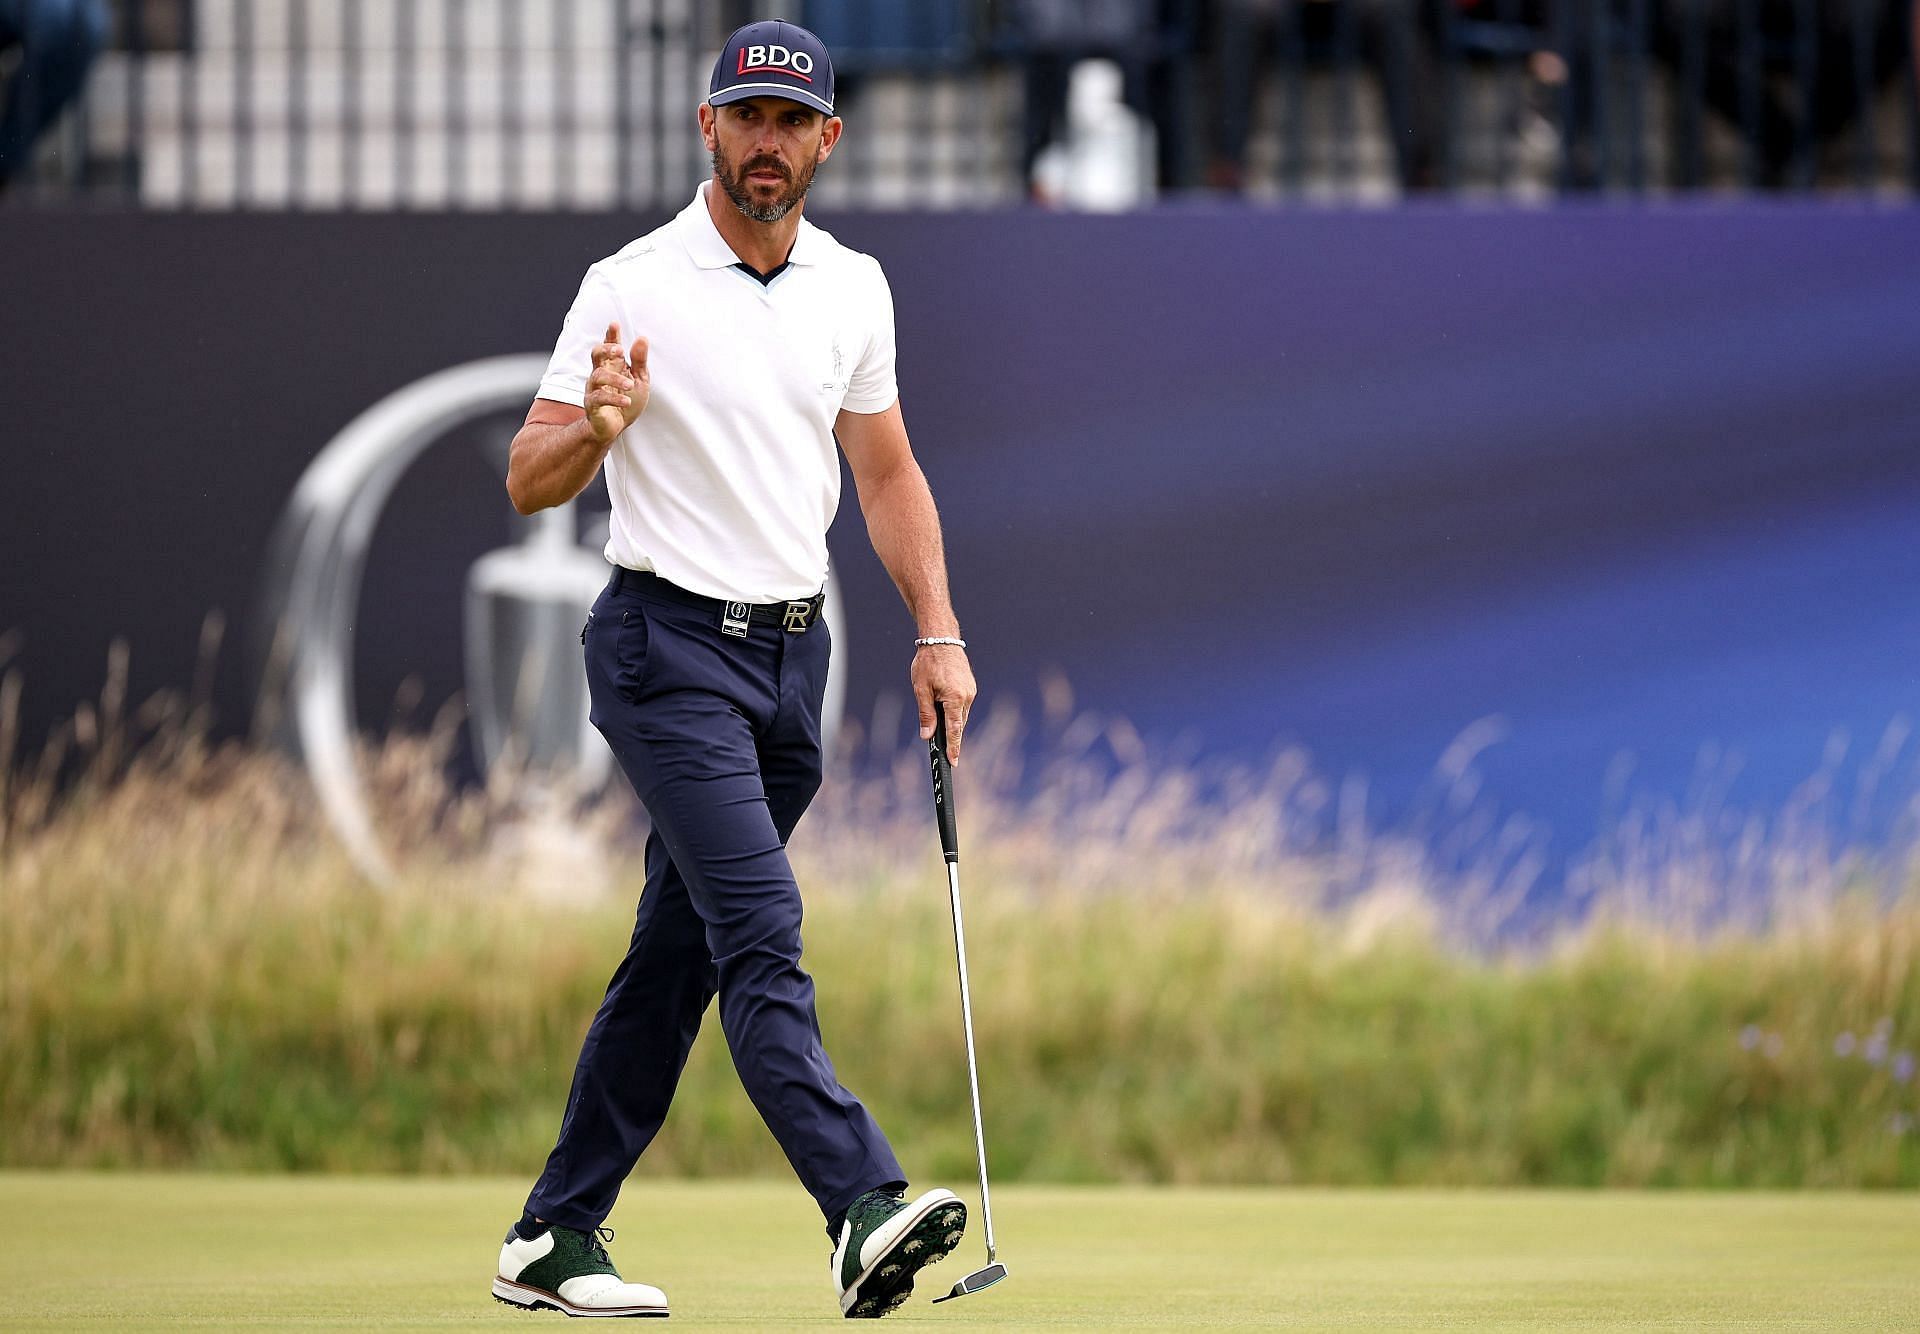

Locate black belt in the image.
[608,567,825,635]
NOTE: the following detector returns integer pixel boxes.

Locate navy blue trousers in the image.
[526,572,905,1232]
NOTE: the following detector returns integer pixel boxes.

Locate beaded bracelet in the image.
[914,636,967,649]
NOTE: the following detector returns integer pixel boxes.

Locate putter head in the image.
[931,1261,1009,1303]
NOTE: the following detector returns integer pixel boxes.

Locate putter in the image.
[926,701,1011,1304]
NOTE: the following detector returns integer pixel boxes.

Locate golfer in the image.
[490,18,977,1323]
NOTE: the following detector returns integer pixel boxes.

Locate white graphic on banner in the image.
[257,355,847,883]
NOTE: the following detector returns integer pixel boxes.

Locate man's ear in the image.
[698,103,717,152]
[818,115,844,163]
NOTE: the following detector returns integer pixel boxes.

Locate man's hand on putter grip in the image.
[586,321,650,445]
[914,644,976,763]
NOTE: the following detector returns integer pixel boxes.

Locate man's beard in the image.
[713,145,817,223]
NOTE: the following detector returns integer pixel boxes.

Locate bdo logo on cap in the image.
[737,44,815,80]
[709,19,836,117]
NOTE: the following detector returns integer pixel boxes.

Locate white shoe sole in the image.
[838,1190,968,1318]
[492,1275,669,1318]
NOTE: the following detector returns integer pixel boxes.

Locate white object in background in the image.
[465,505,617,905]
[1033,59,1156,212]
[465,504,613,790]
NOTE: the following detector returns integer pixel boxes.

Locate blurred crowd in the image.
[5,0,1918,199]
[1002,0,1920,192]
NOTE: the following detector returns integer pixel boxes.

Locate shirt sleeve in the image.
[536,265,621,408]
[840,258,899,414]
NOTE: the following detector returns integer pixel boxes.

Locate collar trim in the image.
[681,181,823,270]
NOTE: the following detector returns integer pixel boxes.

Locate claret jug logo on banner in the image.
[256,356,847,882]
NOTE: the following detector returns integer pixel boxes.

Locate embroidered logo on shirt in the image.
[822,336,847,393]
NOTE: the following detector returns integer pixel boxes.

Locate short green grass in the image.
[10,1174,1917,1329]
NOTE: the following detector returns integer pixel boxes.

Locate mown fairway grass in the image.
[11,1174,1918,1330]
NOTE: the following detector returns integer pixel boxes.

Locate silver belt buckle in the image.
[721,601,752,639]
[782,600,813,633]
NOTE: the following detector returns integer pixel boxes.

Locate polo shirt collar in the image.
[680,181,825,270]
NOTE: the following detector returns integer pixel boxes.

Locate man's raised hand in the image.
[585,322,651,444]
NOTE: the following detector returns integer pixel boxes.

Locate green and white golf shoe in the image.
[493,1222,669,1318]
[831,1187,968,1319]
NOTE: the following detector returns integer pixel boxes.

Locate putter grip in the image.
[929,701,959,863]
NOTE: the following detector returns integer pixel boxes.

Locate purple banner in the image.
[4,204,1919,885]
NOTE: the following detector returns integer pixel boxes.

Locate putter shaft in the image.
[946,858,997,1263]
[929,702,1007,1301]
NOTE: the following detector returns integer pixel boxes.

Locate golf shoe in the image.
[493,1221,669,1318]
[831,1187,968,1318]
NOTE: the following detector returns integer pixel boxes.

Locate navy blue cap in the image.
[709,20,835,117]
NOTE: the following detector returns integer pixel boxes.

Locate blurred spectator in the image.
[1015,0,1189,197]
[1453,0,1602,189]
[1029,57,1158,206]
[1650,0,1913,187]
[1488,0,1911,189]
[1203,0,1910,194]
[0,0,108,189]
[1206,0,1452,191]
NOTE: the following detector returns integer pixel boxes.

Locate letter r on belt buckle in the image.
[783,601,813,634]
[722,602,751,639]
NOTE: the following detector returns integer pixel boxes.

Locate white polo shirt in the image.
[537,182,899,603]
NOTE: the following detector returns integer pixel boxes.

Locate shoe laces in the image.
[849,1188,905,1229]
[584,1226,615,1265]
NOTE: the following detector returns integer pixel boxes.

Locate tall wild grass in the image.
[2,643,1917,1185]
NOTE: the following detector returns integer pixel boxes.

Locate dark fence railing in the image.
[1,0,1915,207]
